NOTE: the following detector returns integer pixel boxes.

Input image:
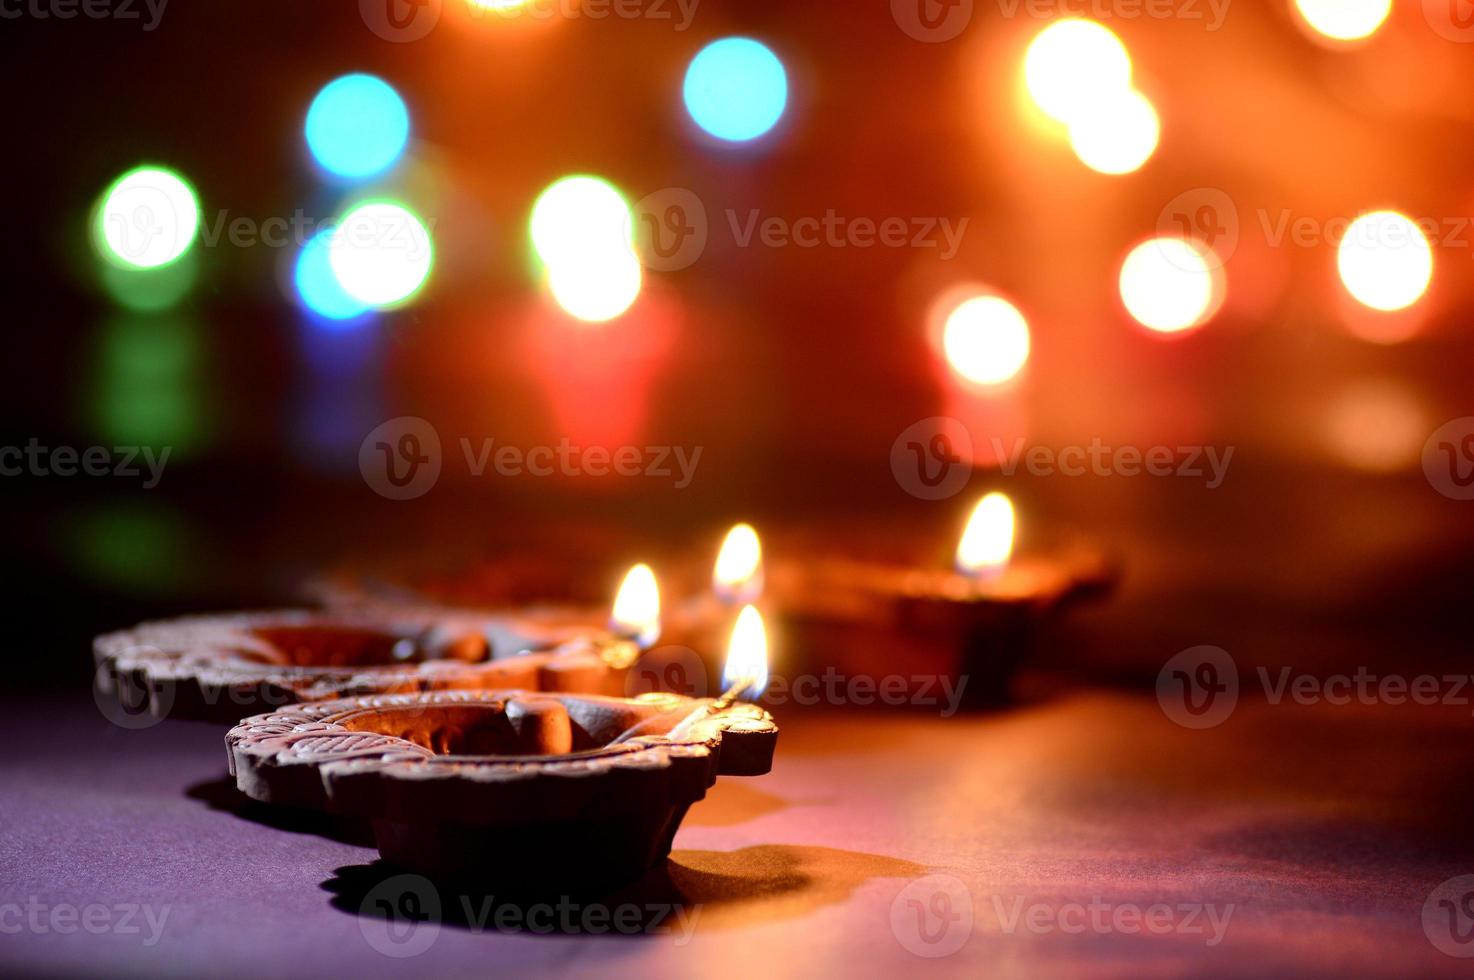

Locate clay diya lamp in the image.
[225,609,777,888]
[93,607,644,725]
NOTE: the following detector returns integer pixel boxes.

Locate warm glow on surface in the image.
[956,492,1016,576]
[713,523,764,603]
[942,295,1031,386]
[548,250,642,322]
[1068,89,1159,174]
[1337,211,1433,313]
[723,605,770,698]
[612,563,661,649]
[327,201,434,308]
[1023,19,1132,124]
[1119,237,1220,334]
[1294,0,1391,41]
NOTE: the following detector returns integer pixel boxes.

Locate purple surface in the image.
[3,692,1474,978]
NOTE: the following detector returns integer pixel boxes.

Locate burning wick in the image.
[611,563,661,650]
[713,523,764,604]
[635,605,769,744]
[956,492,1016,578]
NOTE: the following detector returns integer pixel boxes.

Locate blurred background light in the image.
[94,166,200,270]
[1119,237,1222,334]
[99,252,198,312]
[683,37,788,142]
[1337,210,1432,313]
[1023,18,1132,124]
[305,74,410,180]
[93,316,206,452]
[295,228,371,324]
[1068,89,1159,174]
[529,175,633,268]
[548,249,643,322]
[328,200,434,308]
[1293,0,1391,42]
[1324,379,1425,473]
[941,294,1031,386]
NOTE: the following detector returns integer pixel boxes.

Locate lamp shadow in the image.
[185,774,376,847]
[322,844,926,938]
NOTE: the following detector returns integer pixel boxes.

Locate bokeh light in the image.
[328,200,434,308]
[683,37,788,142]
[305,74,410,180]
[1068,89,1159,174]
[1294,0,1391,42]
[1119,237,1222,334]
[1023,19,1132,124]
[548,250,643,322]
[100,254,198,312]
[942,295,1031,386]
[294,228,371,323]
[1337,210,1433,313]
[529,175,633,268]
[94,166,200,270]
[1325,380,1425,473]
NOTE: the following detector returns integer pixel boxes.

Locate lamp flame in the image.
[611,563,661,649]
[713,523,764,603]
[722,605,769,699]
[956,492,1016,576]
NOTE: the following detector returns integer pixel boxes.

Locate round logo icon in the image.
[1423,874,1474,957]
[631,187,708,272]
[1422,418,1474,501]
[891,0,973,43]
[890,874,972,958]
[624,645,710,698]
[1424,0,1474,42]
[1156,646,1238,729]
[890,417,973,500]
[92,649,174,730]
[360,0,441,42]
[359,873,441,957]
[359,417,442,501]
[1156,188,1239,270]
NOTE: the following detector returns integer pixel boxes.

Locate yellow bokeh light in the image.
[1068,89,1159,175]
[1337,211,1433,313]
[1119,237,1222,334]
[611,563,661,649]
[1325,380,1425,473]
[942,295,1031,386]
[1294,0,1391,42]
[1023,18,1132,124]
[956,492,1016,576]
[714,523,763,603]
[723,605,770,698]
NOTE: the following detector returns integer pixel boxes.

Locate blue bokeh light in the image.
[682,38,788,143]
[304,74,410,180]
[294,228,371,325]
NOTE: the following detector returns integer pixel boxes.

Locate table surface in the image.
[3,691,1472,979]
